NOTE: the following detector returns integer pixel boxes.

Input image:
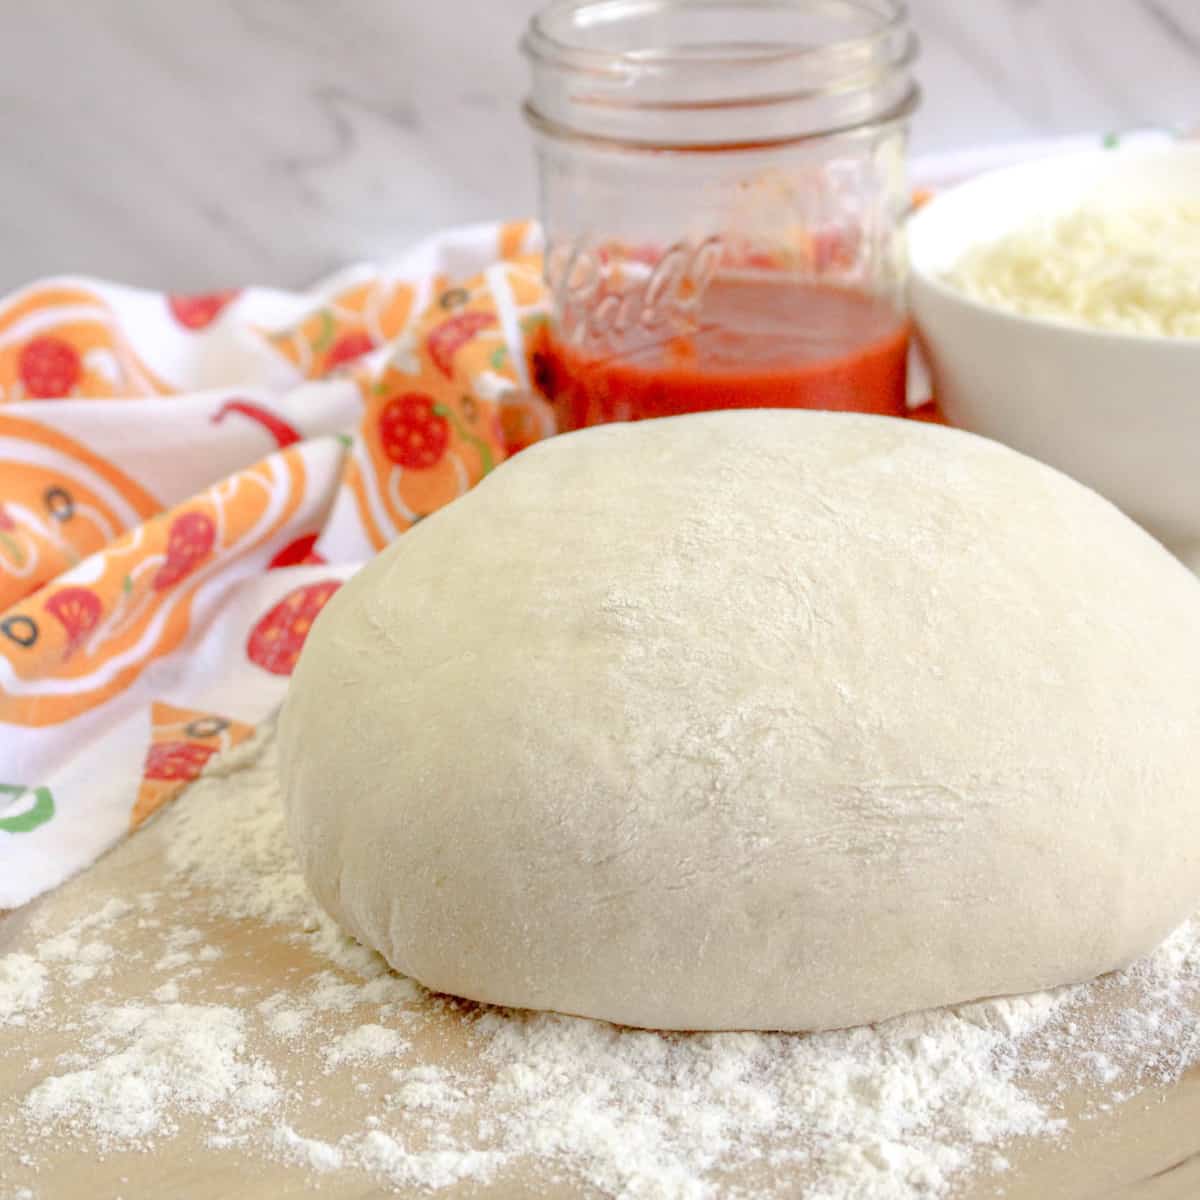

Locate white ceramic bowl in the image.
[908,145,1200,555]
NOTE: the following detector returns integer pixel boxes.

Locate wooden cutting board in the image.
[3,795,1200,1199]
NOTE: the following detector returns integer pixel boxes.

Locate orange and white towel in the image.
[0,220,551,906]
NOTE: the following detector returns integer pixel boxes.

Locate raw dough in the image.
[278,410,1200,1031]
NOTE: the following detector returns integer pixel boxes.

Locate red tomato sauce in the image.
[536,277,909,431]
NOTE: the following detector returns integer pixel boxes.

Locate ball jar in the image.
[523,0,919,430]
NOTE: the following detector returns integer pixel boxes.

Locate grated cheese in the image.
[944,202,1200,337]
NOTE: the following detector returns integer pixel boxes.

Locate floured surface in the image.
[1,726,1200,1199]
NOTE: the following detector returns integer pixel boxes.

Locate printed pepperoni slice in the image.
[153,511,217,591]
[426,311,496,378]
[246,579,341,676]
[378,393,449,470]
[325,330,375,370]
[44,586,102,658]
[168,290,240,330]
[143,740,217,782]
[19,336,82,398]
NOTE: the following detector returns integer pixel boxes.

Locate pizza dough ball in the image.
[279,410,1200,1031]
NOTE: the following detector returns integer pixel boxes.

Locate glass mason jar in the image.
[522,0,919,431]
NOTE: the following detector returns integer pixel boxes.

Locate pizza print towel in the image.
[0,220,553,907]
[0,131,1179,909]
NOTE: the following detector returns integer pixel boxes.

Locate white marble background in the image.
[3,0,1198,292]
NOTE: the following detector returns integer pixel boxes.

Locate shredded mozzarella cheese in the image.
[945,203,1200,337]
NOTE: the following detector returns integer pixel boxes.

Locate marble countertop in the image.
[4,0,1197,293]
